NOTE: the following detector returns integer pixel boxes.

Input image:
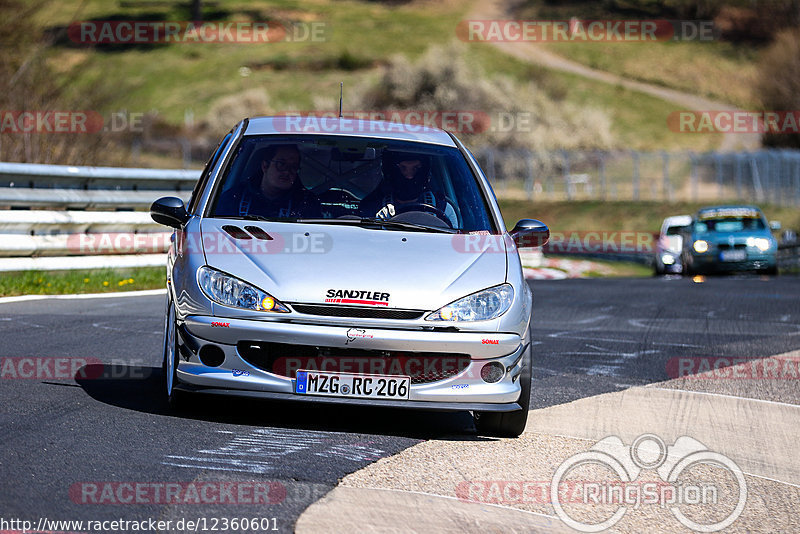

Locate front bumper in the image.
[690,251,776,272]
[174,315,528,411]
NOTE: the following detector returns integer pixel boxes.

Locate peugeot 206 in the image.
[150,116,549,437]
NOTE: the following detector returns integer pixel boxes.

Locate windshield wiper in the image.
[357,218,460,234]
[217,215,274,222]
[295,217,459,233]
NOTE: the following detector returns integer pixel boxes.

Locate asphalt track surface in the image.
[1,276,798,533]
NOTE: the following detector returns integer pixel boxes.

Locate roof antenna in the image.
[338,82,344,118]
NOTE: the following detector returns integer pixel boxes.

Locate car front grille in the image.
[289,304,424,320]
[717,243,747,250]
[237,341,470,384]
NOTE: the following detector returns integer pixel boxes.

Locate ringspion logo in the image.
[551,434,746,532]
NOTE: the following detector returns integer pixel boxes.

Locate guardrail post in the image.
[486,148,496,184]
[734,153,743,200]
[562,150,572,201]
[598,150,606,201]
[524,149,534,201]
[795,155,800,207]
[750,153,764,201]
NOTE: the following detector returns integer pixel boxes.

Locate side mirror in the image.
[769,220,781,231]
[510,219,549,248]
[150,197,189,229]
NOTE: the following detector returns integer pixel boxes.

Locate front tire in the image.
[759,266,778,276]
[473,349,531,438]
[162,297,186,409]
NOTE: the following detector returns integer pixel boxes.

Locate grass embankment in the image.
[41,0,725,155]
[512,0,762,109]
[0,267,165,297]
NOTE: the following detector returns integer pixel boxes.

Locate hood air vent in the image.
[244,226,273,240]
[222,225,251,239]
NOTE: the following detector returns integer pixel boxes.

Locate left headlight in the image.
[747,237,772,252]
[426,284,514,322]
[197,266,289,313]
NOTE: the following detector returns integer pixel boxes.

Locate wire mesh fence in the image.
[474,148,800,206]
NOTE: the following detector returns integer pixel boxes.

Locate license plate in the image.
[295,370,410,400]
[720,250,746,262]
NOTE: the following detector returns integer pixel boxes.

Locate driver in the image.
[360,151,456,226]
[216,144,321,219]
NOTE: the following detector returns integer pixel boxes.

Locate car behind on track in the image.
[654,215,692,275]
[681,205,779,275]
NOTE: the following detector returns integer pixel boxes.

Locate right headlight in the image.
[197,266,289,313]
[425,284,514,322]
[693,240,709,253]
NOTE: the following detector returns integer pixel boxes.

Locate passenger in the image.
[360,151,456,225]
[217,144,321,219]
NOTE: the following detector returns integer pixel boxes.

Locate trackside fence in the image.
[475,148,800,206]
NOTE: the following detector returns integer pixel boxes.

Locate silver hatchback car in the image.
[151,116,549,437]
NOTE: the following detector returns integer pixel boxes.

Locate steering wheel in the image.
[390,202,453,228]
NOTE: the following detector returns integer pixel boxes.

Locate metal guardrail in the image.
[0,162,198,209]
[0,210,169,258]
[0,162,195,269]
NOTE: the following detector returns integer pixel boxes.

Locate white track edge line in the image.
[0,288,166,304]
[338,485,561,521]
[645,386,800,409]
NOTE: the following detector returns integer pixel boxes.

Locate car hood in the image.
[199,219,509,311]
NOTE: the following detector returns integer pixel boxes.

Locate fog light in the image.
[199,345,225,367]
[661,253,676,265]
[480,361,505,383]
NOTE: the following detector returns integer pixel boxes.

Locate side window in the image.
[187,132,232,214]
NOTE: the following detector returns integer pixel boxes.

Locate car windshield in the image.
[694,216,765,233]
[665,225,689,236]
[209,135,496,233]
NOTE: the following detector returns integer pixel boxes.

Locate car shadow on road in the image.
[74,363,495,442]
